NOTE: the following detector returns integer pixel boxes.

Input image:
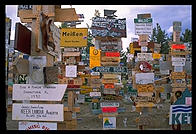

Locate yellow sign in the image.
[90,46,101,69]
[60,28,88,47]
[153,53,161,59]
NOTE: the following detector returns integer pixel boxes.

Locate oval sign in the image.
[138,61,152,73]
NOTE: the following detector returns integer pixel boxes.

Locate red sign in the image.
[104,84,115,89]
[105,52,120,57]
[67,85,80,88]
[172,44,186,50]
[139,61,152,73]
[102,107,117,113]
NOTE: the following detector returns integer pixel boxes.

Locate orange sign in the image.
[104,84,115,89]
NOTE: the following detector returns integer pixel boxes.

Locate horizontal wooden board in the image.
[101,62,120,66]
[137,84,154,92]
[102,79,118,84]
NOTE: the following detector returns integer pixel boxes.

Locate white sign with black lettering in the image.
[171,57,186,62]
[172,61,185,66]
[135,23,153,35]
[137,53,153,61]
[12,104,64,121]
[90,92,101,97]
[13,84,67,101]
[65,65,77,77]
[135,73,154,84]
[18,122,57,130]
[100,102,119,107]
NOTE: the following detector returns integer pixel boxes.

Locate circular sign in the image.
[138,61,152,73]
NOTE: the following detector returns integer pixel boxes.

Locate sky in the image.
[5,5,192,51]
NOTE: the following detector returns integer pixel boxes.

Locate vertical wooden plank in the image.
[68,91,74,111]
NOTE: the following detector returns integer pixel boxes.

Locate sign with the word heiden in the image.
[13,84,67,101]
[18,122,57,130]
[12,103,64,121]
[169,105,192,125]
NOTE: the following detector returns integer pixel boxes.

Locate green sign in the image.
[134,18,152,23]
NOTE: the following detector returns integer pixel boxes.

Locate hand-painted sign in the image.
[103,117,116,129]
[100,102,119,107]
[12,104,64,121]
[18,122,57,130]
[135,73,154,84]
[91,17,126,37]
[13,84,67,101]
[169,105,192,125]
[60,28,87,47]
[102,107,117,113]
[65,65,77,77]
[171,44,186,50]
[90,46,101,69]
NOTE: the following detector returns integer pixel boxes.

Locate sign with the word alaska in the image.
[13,84,67,101]
[12,104,64,121]
[91,17,126,37]
[60,28,88,47]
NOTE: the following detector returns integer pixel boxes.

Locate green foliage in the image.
[181,29,192,43]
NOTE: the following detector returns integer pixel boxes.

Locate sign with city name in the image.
[12,104,64,121]
[102,79,118,84]
[169,105,192,125]
[101,57,120,62]
[134,18,152,23]
[135,23,153,35]
[60,28,88,47]
[65,65,77,77]
[91,17,126,37]
[103,89,116,95]
[174,66,183,72]
[13,84,67,101]
[171,57,186,62]
[103,74,119,79]
[100,102,119,107]
[137,53,153,61]
[92,66,127,73]
[18,122,57,130]
[105,52,120,57]
[103,117,116,129]
[135,73,154,84]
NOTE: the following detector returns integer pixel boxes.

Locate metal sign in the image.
[141,46,148,52]
[90,46,101,69]
[172,61,185,66]
[172,57,186,62]
[12,104,64,121]
[153,53,161,59]
[100,102,119,107]
[104,84,115,89]
[138,61,152,73]
[91,17,126,37]
[92,66,127,73]
[102,107,117,113]
[160,70,170,75]
[60,28,88,47]
[169,105,192,125]
[134,18,152,23]
[102,79,118,84]
[135,73,154,84]
[159,61,172,70]
[103,89,116,95]
[171,44,186,50]
[103,117,116,129]
[13,84,67,101]
[105,52,120,57]
[18,122,57,130]
[135,23,153,35]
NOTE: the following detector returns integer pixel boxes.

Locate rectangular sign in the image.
[12,103,64,121]
[60,28,88,47]
[174,66,183,72]
[171,44,186,50]
[153,53,161,59]
[171,57,186,62]
[134,18,152,23]
[103,117,116,129]
[100,102,119,107]
[137,53,153,61]
[105,52,120,57]
[169,105,192,125]
[18,122,57,130]
[13,84,67,101]
[135,23,153,35]
[65,65,77,77]
[92,66,127,73]
[186,97,192,105]
[103,89,116,95]
[102,107,117,113]
[90,46,101,69]
[91,17,126,37]
[141,46,148,52]
[137,14,151,19]
[102,79,118,84]
[137,84,154,92]
[160,70,170,75]
[172,61,185,66]
[103,74,119,79]
[63,52,80,57]
[90,92,101,97]
[160,61,172,70]
[43,66,58,84]
[101,57,120,62]
[135,73,154,84]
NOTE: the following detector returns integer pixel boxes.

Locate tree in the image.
[181,29,192,43]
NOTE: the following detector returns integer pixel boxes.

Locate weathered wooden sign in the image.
[43,66,58,84]
[12,104,64,121]
[171,72,186,79]
[169,105,192,125]
[137,84,154,92]
[135,73,154,84]
[101,57,120,62]
[102,79,118,84]
[137,13,151,19]
[13,84,67,101]
[60,28,88,47]
[103,89,116,95]
[91,17,126,37]
[103,74,119,79]
[18,122,57,130]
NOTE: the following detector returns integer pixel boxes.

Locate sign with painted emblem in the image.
[18,122,57,130]
[12,104,64,121]
[169,105,192,125]
[135,73,154,84]
[90,46,101,69]
[13,84,67,101]
[60,28,87,47]
[65,65,77,77]
[103,117,116,129]
[138,61,152,73]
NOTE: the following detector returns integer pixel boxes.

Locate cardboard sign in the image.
[135,23,153,35]
[169,105,192,125]
[135,73,154,84]
[12,103,64,121]
[100,102,119,107]
[137,84,154,93]
[137,53,153,61]
[90,92,101,97]
[29,56,46,84]
[90,46,101,69]
[91,17,126,37]
[103,117,116,129]
[13,84,67,101]
[102,107,117,113]
[65,65,77,77]
[18,122,57,130]
[60,28,87,47]
[104,84,115,89]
